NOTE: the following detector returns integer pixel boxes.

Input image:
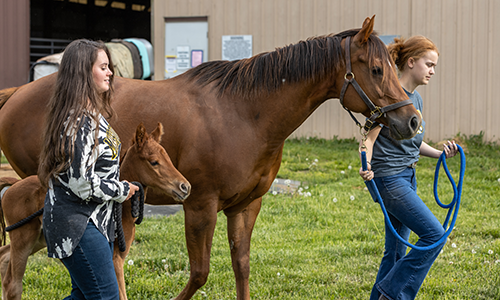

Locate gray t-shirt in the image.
[371,89,426,177]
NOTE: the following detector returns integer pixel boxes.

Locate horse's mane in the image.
[184,29,392,99]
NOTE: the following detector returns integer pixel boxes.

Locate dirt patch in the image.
[0,164,20,179]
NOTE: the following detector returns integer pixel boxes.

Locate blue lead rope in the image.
[361,145,466,251]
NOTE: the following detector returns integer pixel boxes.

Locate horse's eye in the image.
[372,66,383,76]
[149,161,159,166]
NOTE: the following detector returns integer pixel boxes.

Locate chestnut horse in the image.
[0,17,420,299]
[0,122,191,300]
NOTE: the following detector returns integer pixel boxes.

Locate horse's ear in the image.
[150,122,164,143]
[134,123,148,150]
[353,15,375,45]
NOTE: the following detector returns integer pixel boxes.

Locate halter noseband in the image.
[339,36,412,132]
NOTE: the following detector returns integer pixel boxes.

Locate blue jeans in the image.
[370,168,445,300]
[60,221,119,300]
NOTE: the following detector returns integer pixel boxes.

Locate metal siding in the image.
[152,0,500,142]
[490,0,500,140]
[440,0,458,140]
[0,0,30,89]
[421,0,443,143]
[474,1,489,139]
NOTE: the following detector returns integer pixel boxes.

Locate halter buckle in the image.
[370,106,382,117]
[364,119,375,130]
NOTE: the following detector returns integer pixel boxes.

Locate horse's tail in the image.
[0,177,21,246]
[0,87,20,111]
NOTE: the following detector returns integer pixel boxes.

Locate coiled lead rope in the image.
[361,145,466,251]
[114,181,144,252]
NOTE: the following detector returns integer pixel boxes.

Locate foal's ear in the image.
[134,123,148,150]
[353,15,375,45]
[150,122,164,143]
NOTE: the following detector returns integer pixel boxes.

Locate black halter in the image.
[339,36,412,132]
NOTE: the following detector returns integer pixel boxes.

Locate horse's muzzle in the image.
[389,113,421,140]
[174,182,191,201]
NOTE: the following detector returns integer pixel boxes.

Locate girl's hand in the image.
[443,140,458,158]
[124,181,140,201]
[359,167,374,181]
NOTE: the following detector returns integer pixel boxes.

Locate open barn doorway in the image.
[30,0,151,65]
[29,0,152,80]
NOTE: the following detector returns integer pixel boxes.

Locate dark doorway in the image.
[30,0,151,64]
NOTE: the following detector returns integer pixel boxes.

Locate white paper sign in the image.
[165,55,177,73]
[176,46,190,69]
[222,35,252,61]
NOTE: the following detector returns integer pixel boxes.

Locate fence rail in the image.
[30,37,71,65]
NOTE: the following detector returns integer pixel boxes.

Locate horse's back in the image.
[0,177,20,189]
[1,176,44,224]
[0,75,57,178]
[0,87,19,110]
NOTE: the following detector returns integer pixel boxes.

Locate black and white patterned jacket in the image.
[43,113,130,259]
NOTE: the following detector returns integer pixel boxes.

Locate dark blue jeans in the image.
[60,221,119,300]
[370,167,445,300]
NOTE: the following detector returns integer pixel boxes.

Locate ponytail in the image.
[388,36,439,73]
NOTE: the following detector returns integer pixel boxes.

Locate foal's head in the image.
[121,123,191,201]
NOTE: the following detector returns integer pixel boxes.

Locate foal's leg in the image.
[173,198,218,300]
[113,200,136,300]
[0,244,11,282]
[225,198,262,300]
[2,221,45,300]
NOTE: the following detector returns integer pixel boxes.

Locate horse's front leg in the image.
[113,200,136,300]
[225,197,262,300]
[173,198,218,300]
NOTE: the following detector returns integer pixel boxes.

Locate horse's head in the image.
[337,16,421,140]
[121,123,191,201]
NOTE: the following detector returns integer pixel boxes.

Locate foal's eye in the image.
[149,161,159,166]
[372,66,383,76]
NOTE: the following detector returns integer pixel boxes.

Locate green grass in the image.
[1,152,7,164]
[13,134,500,299]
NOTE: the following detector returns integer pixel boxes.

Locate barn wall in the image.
[152,0,500,142]
[0,0,30,89]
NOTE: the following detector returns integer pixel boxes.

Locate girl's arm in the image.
[420,140,458,159]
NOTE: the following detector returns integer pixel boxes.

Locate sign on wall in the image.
[222,35,252,61]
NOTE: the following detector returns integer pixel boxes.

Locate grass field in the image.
[8,134,500,299]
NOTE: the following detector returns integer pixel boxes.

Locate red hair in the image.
[388,36,439,72]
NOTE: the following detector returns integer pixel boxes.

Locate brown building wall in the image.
[0,0,30,90]
[154,0,500,142]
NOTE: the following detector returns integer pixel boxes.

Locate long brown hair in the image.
[38,39,115,188]
[388,35,439,73]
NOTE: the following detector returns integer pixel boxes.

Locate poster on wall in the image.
[165,55,177,75]
[191,50,204,67]
[222,35,252,61]
[176,46,190,69]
